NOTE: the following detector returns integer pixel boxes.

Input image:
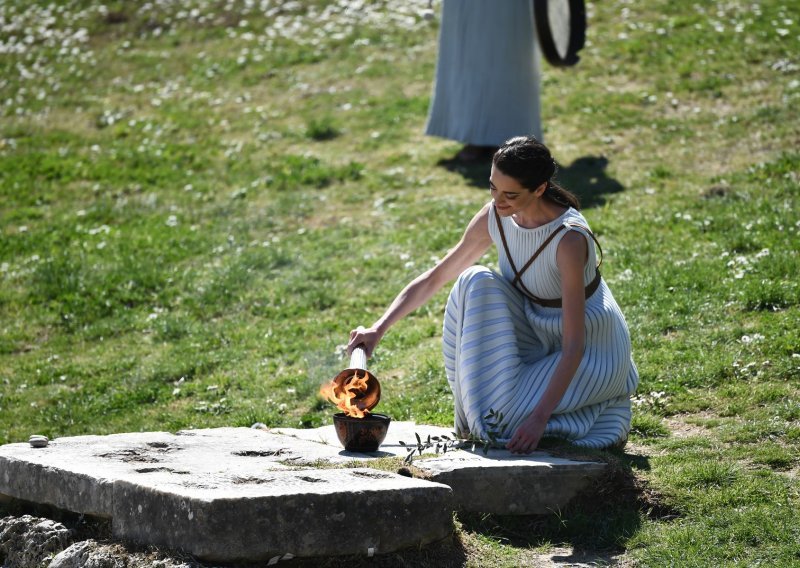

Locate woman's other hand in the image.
[506,412,548,454]
[347,326,383,358]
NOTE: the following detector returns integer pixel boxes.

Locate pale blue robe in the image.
[425,0,543,146]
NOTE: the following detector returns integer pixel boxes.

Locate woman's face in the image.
[489,165,542,216]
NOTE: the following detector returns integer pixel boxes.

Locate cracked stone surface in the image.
[0,427,453,563]
[276,422,609,515]
[0,424,607,562]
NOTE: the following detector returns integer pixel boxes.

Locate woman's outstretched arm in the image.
[347,203,494,357]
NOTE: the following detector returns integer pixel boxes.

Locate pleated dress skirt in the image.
[425,0,543,146]
[442,266,639,449]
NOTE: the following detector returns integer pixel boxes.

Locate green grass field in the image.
[1,0,799,566]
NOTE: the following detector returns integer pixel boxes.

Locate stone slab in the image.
[278,422,609,515]
[0,427,453,563]
[415,448,607,515]
[112,467,452,562]
[0,423,610,559]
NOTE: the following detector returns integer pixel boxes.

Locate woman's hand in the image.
[506,411,548,454]
[504,229,589,454]
[347,326,383,358]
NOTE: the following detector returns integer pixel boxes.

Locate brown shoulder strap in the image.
[493,205,520,277]
[563,222,604,268]
[512,225,566,286]
[493,205,564,302]
[493,207,605,307]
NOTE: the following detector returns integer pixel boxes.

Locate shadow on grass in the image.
[454,448,677,563]
[437,151,625,210]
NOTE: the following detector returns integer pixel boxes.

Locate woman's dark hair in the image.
[492,136,580,210]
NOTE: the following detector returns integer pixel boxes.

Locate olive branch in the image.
[399,408,507,465]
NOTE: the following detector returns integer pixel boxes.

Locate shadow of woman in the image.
[437,152,625,210]
[555,155,625,209]
[455,449,677,561]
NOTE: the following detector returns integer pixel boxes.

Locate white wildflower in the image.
[740,333,765,344]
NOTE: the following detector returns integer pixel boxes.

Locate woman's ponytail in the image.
[544,181,580,209]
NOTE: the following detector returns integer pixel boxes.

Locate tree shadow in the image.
[437,151,625,209]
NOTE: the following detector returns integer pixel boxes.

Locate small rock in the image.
[29,435,49,448]
[50,539,202,568]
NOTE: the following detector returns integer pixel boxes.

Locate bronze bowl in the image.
[333,412,391,452]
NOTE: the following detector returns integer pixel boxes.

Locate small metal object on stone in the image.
[534,0,586,67]
[29,435,49,448]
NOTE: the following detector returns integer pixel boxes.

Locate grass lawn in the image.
[1,0,798,566]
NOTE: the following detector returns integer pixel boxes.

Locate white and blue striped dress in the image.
[442,203,639,448]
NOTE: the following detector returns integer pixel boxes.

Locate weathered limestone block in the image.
[0,428,454,563]
[111,467,453,563]
[415,448,608,515]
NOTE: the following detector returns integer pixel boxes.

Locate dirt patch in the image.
[778,466,799,480]
[664,411,717,439]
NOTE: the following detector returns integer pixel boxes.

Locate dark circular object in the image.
[534,0,586,67]
[333,413,391,453]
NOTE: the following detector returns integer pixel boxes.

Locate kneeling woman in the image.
[347,136,639,452]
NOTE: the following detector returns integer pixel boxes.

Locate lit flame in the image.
[319,370,371,418]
